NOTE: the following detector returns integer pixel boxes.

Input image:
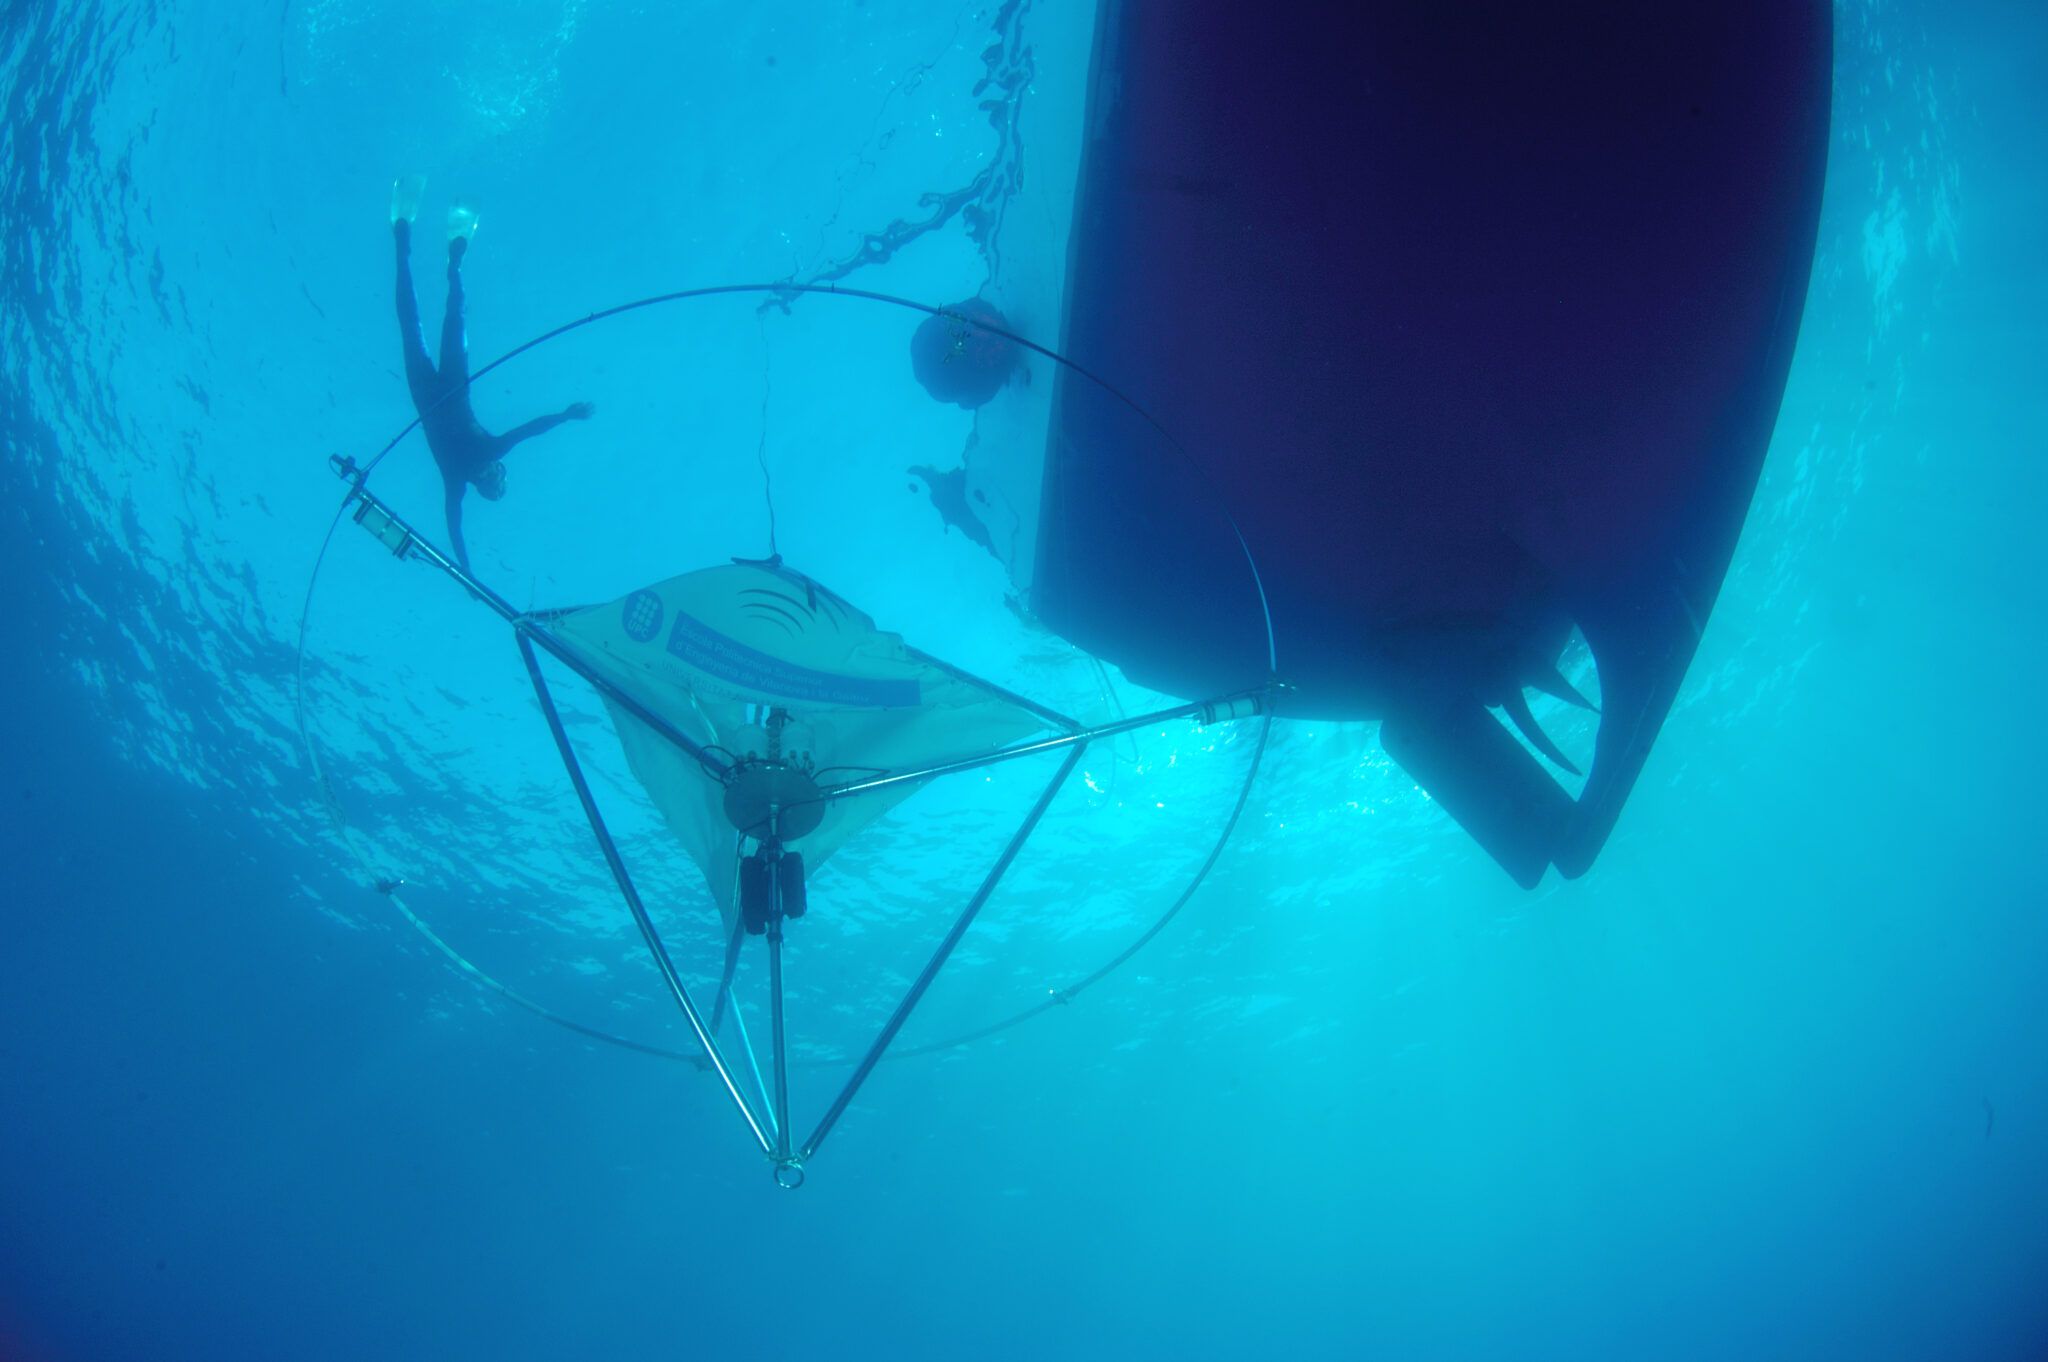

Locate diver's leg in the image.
[438,236,468,385]
[439,236,469,387]
[394,222,435,396]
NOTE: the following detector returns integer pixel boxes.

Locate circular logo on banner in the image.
[621,589,664,643]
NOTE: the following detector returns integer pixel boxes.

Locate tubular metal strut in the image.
[340,475,1264,1184]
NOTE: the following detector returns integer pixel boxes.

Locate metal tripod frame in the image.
[339,474,1269,1185]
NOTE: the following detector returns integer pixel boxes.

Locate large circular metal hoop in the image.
[295,281,1277,1071]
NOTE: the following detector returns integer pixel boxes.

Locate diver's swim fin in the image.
[446,201,481,242]
[390,173,427,224]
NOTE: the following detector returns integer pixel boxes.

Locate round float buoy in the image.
[910,297,1019,409]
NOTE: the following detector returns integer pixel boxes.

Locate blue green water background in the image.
[2,2,2044,1358]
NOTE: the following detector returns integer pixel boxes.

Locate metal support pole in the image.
[709,910,746,1037]
[725,985,777,1141]
[801,741,1087,1162]
[345,481,730,784]
[814,691,1265,804]
[709,846,778,1133]
[517,635,774,1157]
[766,892,793,1167]
[902,643,1081,733]
[763,808,796,1171]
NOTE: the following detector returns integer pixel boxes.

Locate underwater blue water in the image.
[3,2,2045,1358]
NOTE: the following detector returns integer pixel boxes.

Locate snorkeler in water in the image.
[389,174,593,570]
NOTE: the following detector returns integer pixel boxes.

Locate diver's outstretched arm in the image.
[443,480,471,571]
[492,402,595,459]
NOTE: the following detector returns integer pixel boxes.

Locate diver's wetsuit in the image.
[393,220,582,568]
